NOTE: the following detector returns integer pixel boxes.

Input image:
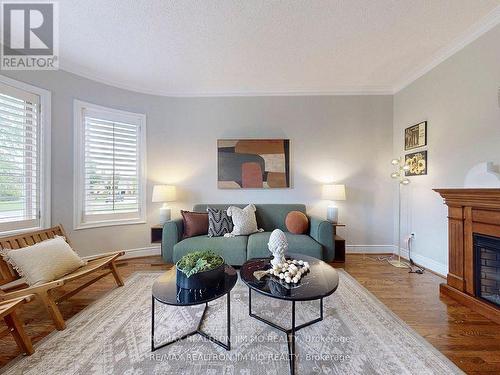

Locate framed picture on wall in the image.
[404,121,427,150]
[405,150,427,176]
[217,139,290,189]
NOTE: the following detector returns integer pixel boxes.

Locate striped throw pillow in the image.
[207,207,234,237]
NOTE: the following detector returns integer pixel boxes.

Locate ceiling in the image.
[59,0,500,96]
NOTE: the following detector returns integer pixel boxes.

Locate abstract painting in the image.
[217,139,290,189]
[405,150,427,176]
[405,121,427,150]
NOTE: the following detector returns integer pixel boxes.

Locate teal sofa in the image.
[162,204,334,265]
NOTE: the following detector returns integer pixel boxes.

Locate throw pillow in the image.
[225,204,262,236]
[0,236,86,286]
[181,210,209,238]
[285,211,309,234]
[207,207,233,237]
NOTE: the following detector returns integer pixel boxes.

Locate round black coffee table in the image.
[151,264,237,352]
[240,253,339,375]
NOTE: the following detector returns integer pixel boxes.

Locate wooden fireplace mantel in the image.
[434,188,500,324]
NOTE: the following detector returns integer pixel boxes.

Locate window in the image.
[0,76,50,234]
[74,100,146,229]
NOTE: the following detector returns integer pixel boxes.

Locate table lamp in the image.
[322,184,346,223]
[152,185,176,224]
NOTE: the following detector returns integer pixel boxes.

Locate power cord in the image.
[407,236,424,274]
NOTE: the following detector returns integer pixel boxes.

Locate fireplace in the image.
[434,189,500,324]
[474,234,500,307]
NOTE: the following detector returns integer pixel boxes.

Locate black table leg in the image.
[248,287,252,315]
[227,291,231,350]
[288,300,296,375]
[151,296,155,352]
[248,295,324,375]
[151,293,231,352]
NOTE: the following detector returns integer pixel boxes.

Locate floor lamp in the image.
[389,158,411,268]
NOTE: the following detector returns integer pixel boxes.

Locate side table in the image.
[151,225,162,244]
[332,223,346,263]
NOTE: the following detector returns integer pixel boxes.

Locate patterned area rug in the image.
[1,270,463,375]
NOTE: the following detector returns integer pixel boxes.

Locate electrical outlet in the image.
[410,232,416,239]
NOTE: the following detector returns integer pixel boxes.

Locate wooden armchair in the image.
[0,295,34,355]
[0,225,124,331]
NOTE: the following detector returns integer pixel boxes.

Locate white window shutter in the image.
[0,82,41,232]
[74,101,146,229]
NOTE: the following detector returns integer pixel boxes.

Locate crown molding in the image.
[393,5,500,93]
[58,62,393,97]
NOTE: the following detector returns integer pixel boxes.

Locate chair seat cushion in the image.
[0,236,86,286]
[173,235,248,266]
[247,232,322,260]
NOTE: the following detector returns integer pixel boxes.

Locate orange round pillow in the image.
[285,211,309,234]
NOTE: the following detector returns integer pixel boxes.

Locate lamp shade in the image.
[152,185,176,202]
[322,184,346,201]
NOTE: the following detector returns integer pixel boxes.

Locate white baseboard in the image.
[396,247,447,277]
[346,244,447,277]
[82,243,447,277]
[346,244,396,253]
[82,246,161,261]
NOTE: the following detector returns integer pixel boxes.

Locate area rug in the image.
[1,270,463,375]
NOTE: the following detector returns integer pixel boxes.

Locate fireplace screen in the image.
[474,233,500,307]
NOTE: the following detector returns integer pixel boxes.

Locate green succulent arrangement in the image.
[176,250,224,278]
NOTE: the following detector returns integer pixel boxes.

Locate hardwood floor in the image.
[343,254,500,375]
[0,254,499,374]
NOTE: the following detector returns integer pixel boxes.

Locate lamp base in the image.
[387,257,410,268]
[159,207,171,225]
[327,206,338,223]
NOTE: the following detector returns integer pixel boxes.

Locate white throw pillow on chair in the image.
[0,236,86,286]
[225,204,263,236]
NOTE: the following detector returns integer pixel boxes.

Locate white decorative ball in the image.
[279,273,285,279]
[298,260,304,265]
[285,276,291,283]
[292,277,299,283]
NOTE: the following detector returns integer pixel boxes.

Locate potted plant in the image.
[176,250,225,289]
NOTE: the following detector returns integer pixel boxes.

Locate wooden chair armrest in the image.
[0,294,35,307]
[84,251,125,262]
[0,280,64,301]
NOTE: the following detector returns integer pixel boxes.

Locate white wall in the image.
[1,70,394,257]
[393,24,500,275]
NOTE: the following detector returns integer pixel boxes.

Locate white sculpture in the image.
[268,229,288,267]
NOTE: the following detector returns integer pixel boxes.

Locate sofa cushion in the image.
[285,211,309,234]
[181,210,208,238]
[247,232,322,260]
[173,235,248,266]
[207,207,233,237]
[226,204,261,236]
[193,204,306,232]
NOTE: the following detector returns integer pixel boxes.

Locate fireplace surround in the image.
[434,189,500,324]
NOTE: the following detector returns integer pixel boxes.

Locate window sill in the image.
[74,219,147,230]
[0,225,45,238]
